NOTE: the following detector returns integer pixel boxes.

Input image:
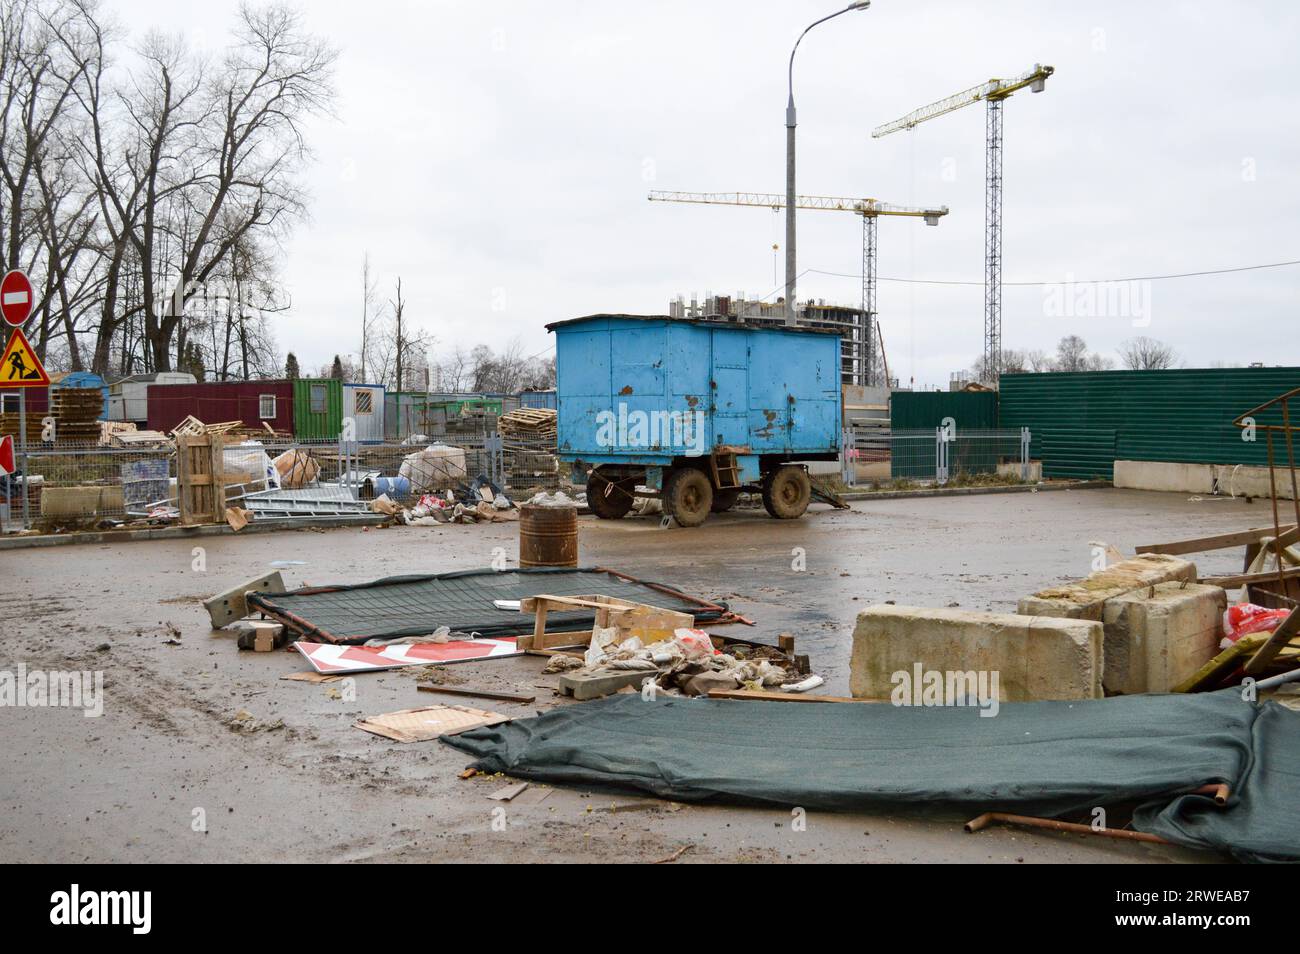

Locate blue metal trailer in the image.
[547,314,841,526]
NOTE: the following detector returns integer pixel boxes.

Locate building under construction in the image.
[668,293,888,387]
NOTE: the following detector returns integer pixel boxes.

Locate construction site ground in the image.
[0,488,1261,863]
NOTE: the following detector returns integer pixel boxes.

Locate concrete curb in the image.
[0,514,389,550]
[838,479,1111,502]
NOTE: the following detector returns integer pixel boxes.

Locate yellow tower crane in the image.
[873,64,1053,383]
[647,190,948,387]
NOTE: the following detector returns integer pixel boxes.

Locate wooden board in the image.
[1137,524,1298,556]
[353,705,508,743]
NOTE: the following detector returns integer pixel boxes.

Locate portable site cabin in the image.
[292,377,343,442]
[342,383,386,443]
[519,389,558,409]
[146,379,294,434]
[549,314,841,526]
[385,391,439,441]
[108,372,197,423]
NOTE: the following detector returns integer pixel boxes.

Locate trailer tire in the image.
[710,488,741,513]
[663,466,713,528]
[762,466,811,519]
[587,468,635,520]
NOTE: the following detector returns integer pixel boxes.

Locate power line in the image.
[806,258,1300,287]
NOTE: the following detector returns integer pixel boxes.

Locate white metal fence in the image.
[842,426,1031,487]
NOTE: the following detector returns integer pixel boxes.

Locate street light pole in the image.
[785,1,871,325]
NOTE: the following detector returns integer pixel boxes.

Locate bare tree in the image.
[1118,336,1178,371]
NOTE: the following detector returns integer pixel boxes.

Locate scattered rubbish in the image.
[272,448,320,489]
[780,674,825,693]
[293,638,522,674]
[487,781,531,801]
[227,710,284,734]
[355,704,508,743]
[269,560,307,568]
[526,490,575,508]
[542,654,583,673]
[224,506,254,531]
[1222,602,1291,646]
[651,844,693,865]
[235,621,286,653]
[279,671,342,684]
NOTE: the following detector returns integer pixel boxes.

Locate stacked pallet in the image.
[499,408,558,491]
[499,407,557,441]
[0,411,44,438]
[170,415,243,439]
[51,388,105,443]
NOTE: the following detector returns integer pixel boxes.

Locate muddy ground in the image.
[0,487,1265,863]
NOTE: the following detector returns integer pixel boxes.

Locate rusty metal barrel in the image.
[518,503,578,568]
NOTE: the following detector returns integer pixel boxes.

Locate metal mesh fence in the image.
[842,426,1031,487]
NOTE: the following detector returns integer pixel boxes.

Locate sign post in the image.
[0,269,38,529]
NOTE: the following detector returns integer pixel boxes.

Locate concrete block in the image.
[1018,553,1196,622]
[1101,582,1227,694]
[849,604,1103,702]
[40,486,124,517]
[558,668,659,701]
[204,571,286,628]
[1114,460,1215,495]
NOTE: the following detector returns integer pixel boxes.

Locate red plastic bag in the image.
[1223,603,1290,645]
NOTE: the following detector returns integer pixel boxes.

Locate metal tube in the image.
[18,388,28,529]
[1282,398,1300,536]
[1254,667,1300,692]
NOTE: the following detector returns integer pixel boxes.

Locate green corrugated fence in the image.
[999,368,1300,480]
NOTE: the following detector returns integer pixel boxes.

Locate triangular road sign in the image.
[0,327,49,388]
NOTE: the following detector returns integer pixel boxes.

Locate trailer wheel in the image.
[762,466,811,519]
[663,466,713,528]
[587,467,635,520]
[710,488,741,513]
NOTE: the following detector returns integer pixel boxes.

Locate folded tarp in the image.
[247,566,735,644]
[442,690,1300,863]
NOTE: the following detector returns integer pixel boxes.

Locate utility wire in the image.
[806,258,1300,287]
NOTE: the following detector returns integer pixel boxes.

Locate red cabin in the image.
[146,380,294,434]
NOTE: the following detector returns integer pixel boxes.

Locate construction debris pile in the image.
[388,475,518,526]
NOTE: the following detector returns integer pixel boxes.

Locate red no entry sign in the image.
[1,269,33,327]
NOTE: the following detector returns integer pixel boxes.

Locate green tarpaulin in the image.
[443,690,1300,863]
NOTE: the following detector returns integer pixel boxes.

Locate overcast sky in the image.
[122,0,1298,388]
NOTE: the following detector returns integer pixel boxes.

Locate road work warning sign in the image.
[0,327,50,387]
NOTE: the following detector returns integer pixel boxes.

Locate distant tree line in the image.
[0,0,337,379]
[974,335,1180,379]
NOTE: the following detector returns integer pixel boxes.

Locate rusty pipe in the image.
[964,812,1170,844]
[1192,783,1230,806]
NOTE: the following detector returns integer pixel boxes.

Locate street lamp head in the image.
[847,1,871,9]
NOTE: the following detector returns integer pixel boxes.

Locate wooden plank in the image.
[1136,524,1297,556]
[1244,606,1300,676]
[417,685,537,704]
[1202,566,1300,588]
